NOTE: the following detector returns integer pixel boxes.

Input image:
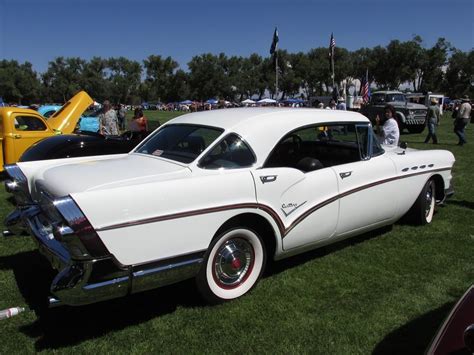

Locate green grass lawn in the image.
[0,112,473,353]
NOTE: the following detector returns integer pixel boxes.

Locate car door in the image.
[4,112,54,164]
[253,126,339,251]
[330,124,398,236]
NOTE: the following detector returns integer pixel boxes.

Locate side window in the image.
[199,134,255,169]
[14,116,47,131]
[356,125,369,159]
[265,123,369,173]
[371,131,384,157]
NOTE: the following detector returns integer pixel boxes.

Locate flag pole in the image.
[329,33,335,96]
[275,52,278,100]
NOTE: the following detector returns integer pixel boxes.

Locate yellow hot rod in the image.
[0,91,93,171]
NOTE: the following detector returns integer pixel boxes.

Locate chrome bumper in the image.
[445,185,454,198]
[6,207,204,306]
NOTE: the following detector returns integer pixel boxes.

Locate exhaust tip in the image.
[48,296,62,308]
[2,230,14,237]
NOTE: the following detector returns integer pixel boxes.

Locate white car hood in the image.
[33,154,191,197]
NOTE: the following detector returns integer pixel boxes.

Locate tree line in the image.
[0,36,472,105]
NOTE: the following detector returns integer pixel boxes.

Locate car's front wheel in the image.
[196,228,266,304]
[411,179,436,225]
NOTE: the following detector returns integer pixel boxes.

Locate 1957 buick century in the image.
[3,108,455,306]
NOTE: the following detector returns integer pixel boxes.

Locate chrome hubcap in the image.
[425,183,434,217]
[213,238,254,288]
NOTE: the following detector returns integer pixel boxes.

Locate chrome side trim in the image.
[131,256,203,294]
[96,167,453,238]
[48,251,205,306]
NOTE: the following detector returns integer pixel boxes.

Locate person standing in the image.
[99,100,119,136]
[336,97,347,110]
[129,107,150,132]
[424,97,441,144]
[454,96,472,146]
[375,104,400,146]
[117,104,127,131]
[326,99,336,110]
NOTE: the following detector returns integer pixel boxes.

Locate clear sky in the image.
[0,0,472,74]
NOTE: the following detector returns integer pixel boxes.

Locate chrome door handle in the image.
[339,171,352,179]
[13,134,22,139]
[260,175,277,184]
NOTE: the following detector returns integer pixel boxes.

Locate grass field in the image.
[0,111,473,353]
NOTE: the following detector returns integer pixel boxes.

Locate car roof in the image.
[166,108,370,166]
[168,107,368,132]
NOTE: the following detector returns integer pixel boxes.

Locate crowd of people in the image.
[99,102,153,137]
[97,95,472,150]
[371,96,472,147]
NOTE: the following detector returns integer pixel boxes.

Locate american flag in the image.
[360,69,371,104]
[329,33,335,58]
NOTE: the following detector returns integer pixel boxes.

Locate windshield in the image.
[386,94,406,102]
[135,124,223,163]
[371,93,406,104]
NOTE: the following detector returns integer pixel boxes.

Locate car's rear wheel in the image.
[196,228,266,304]
[411,179,436,225]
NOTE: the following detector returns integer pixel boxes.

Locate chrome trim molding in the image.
[97,167,453,238]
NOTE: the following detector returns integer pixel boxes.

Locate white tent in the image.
[242,99,256,104]
[258,98,277,104]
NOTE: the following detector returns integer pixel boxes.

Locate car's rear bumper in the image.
[6,207,205,306]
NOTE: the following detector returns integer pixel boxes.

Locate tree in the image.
[188,53,227,100]
[82,57,108,102]
[143,55,179,102]
[416,38,450,92]
[239,54,267,99]
[42,57,85,102]
[166,69,190,102]
[0,60,41,104]
[106,57,142,103]
[443,49,474,98]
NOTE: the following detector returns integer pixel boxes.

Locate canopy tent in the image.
[206,99,218,105]
[180,100,193,105]
[241,99,256,104]
[257,98,277,104]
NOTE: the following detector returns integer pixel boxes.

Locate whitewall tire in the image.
[196,228,266,304]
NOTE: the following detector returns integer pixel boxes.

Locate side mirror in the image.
[399,141,408,149]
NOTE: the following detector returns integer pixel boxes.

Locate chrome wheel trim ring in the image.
[425,181,435,223]
[212,237,255,289]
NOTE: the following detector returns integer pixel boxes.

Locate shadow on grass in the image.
[0,250,204,351]
[21,281,204,351]
[266,225,392,277]
[446,199,474,210]
[372,302,455,355]
[8,225,391,351]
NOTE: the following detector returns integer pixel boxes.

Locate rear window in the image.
[135,124,223,163]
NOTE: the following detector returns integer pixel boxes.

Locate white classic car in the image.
[4,108,455,306]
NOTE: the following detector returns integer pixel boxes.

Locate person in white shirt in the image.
[454,96,471,146]
[326,99,336,110]
[375,104,400,146]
